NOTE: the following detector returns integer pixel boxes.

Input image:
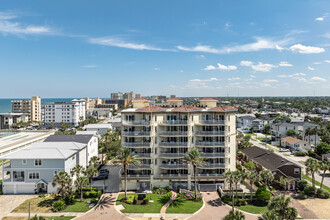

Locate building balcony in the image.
[122,120,151,125]
[159,164,188,169]
[200,153,225,158]
[158,153,185,158]
[120,174,151,179]
[122,131,151,136]
[197,173,223,178]
[158,131,188,136]
[195,131,225,136]
[159,120,188,125]
[122,142,151,147]
[128,164,152,169]
[159,142,188,147]
[195,141,225,147]
[197,163,225,169]
[155,174,188,179]
[135,153,152,158]
[197,120,225,125]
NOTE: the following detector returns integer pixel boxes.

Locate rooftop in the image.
[44,135,93,144]
[83,124,112,129]
[282,136,303,144]
[122,105,237,113]
[199,97,218,101]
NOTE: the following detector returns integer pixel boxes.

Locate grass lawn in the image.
[116,192,171,213]
[256,138,264,141]
[166,197,203,214]
[3,217,75,220]
[302,174,330,192]
[61,199,91,212]
[236,205,268,214]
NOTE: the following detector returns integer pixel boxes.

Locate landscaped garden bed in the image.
[166,192,203,214]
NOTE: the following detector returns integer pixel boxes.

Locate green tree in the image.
[258,211,281,220]
[89,156,101,168]
[315,142,330,155]
[184,149,206,200]
[312,127,318,146]
[70,164,84,178]
[249,126,254,134]
[233,170,245,201]
[263,124,271,137]
[75,177,89,201]
[223,210,245,220]
[243,161,256,171]
[224,171,236,211]
[286,129,296,137]
[267,195,298,220]
[246,170,260,200]
[318,160,330,189]
[52,171,73,198]
[277,176,291,191]
[116,148,140,199]
[260,170,274,188]
[60,122,70,131]
[84,166,98,191]
[305,158,320,193]
[49,122,55,129]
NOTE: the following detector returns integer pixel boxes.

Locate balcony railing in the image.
[159,164,188,169]
[122,131,151,136]
[160,120,188,125]
[159,153,185,158]
[200,153,225,157]
[195,131,225,135]
[158,131,188,136]
[198,120,225,125]
[135,153,151,158]
[159,142,188,147]
[122,120,151,125]
[195,141,225,146]
[121,174,151,178]
[197,173,223,177]
[128,164,152,169]
[156,174,188,178]
[197,163,225,168]
[122,142,151,147]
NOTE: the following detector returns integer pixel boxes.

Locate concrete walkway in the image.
[160,191,177,214]
[6,212,85,217]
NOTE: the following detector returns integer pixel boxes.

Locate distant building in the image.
[0,113,29,129]
[135,94,142,99]
[170,95,176,98]
[123,91,134,105]
[95,104,118,110]
[83,98,103,110]
[83,123,113,136]
[104,99,127,108]
[111,92,124,100]
[11,96,41,122]
[43,99,85,127]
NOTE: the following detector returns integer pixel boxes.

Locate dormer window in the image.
[35,159,42,166]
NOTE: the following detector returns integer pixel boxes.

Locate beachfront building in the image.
[11,96,42,122]
[120,97,237,191]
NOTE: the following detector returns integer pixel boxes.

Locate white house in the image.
[83,123,112,136]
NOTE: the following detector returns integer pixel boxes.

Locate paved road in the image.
[250,139,330,188]
[93,165,121,193]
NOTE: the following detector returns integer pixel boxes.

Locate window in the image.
[34,159,42,166]
[294,168,300,174]
[29,172,39,179]
[22,160,27,165]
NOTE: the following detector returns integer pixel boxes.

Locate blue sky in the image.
[0,0,330,98]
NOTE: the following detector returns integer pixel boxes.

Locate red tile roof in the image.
[167,98,183,101]
[171,105,203,112]
[133,98,150,101]
[136,105,167,112]
[282,136,302,144]
[208,105,238,112]
[199,97,218,101]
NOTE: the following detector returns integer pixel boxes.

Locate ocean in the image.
[0,98,80,113]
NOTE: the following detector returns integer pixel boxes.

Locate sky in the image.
[0,0,330,98]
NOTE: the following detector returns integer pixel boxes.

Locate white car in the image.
[279,148,290,152]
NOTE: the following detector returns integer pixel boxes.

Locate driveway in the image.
[92,165,121,193]
[0,194,37,219]
[188,192,258,220]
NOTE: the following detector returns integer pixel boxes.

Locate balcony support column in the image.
[188,174,191,190]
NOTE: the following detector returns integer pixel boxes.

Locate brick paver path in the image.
[160,191,177,214]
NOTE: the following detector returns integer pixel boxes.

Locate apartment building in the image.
[120,97,237,191]
[83,97,103,110]
[124,91,134,105]
[0,113,29,129]
[111,92,124,100]
[11,96,41,122]
[43,99,85,127]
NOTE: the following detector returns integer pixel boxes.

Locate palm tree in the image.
[116,148,140,199]
[312,127,318,146]
[184,149,206,200]
[89,156,101,168]
[84,166,98,191]
[305,158,320,193]
[75,177,89,201]
[318,160,330,189]
[223,210,245,220]
[52,171,73,198]
[70,164,84,178]
[224,171,236,211]
[49,122,55,129]
[258,211,281,220]
[267,195,298,220]
[246,170,260,200]
[260,170,274,188]
[305,127,312,143]
[233,170,245,201]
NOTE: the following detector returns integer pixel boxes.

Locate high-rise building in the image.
[43,99,85,127]
[111,92,124,100]
[135,94,142,99]
[120,98,237,191]
[123,91,134,105]
[83,98,103,110]
[11,96,41,122]
[170,95,176,98]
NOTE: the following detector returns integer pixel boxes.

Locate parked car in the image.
[279,148,290,152]
[261,138,271,143]
[92,173,108,180]
[99,169,109,175]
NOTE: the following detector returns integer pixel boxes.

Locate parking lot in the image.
[92,165,121,193]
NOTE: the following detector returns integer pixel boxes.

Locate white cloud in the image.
[308,66,315,71]
[203,63,237,71]
[278,73,306,78]
[263,79,278,83]
[260,83,272,88]
[315,17,324,21]
[189,78,219,82]
[177,37,288,54]
[240,60,277,72]
[82,65,97,68]
[310,77,326,82]
[154,68,160,71]
[325,60,330,63]
[293,73,306,76]
[249,75,256,78]
[289,44,325,54]
[0,12,54,35]
[195,55,206,59]
[89,37,168,51]
[313,62,322,65]
[279,61,293,67]
[227,77,240,81]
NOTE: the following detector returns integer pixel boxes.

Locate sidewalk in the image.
[6,212,85,217]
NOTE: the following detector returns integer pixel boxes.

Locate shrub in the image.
[298,191,308,200]
[83,190,98,198]
[142,196,150,204]
[126,195,137,204]
[297,180,308,191]
[82,187,98,191]
[255,185,271,202]
[63,195,75,205]
[295,151,307,157]
[308,150,317,157]
[236,198,247,206]
[316,189,330,199]
[165,185,172,191]
[52,200,66,212]
[152,187,168,194]
[97,190,102,198]
[38,194,46,198]
[304,185,315,196]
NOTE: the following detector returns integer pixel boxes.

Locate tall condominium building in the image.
[11,96,41,122]
[83,97,103,110]
[43,99,85,127]
[135,94,142,99]
[120,97,237,191]
[123,91,134,105]
[111,92,124,100]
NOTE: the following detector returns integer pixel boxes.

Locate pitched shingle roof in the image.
[199,97,218,101]
[282,136,301,144]
[44,135,93,144]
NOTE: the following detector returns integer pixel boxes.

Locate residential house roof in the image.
[83,124,112,129]
[208,105,238,112]
[282,136,302,144]
[44,135,93,144]
[199,97,218,101]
